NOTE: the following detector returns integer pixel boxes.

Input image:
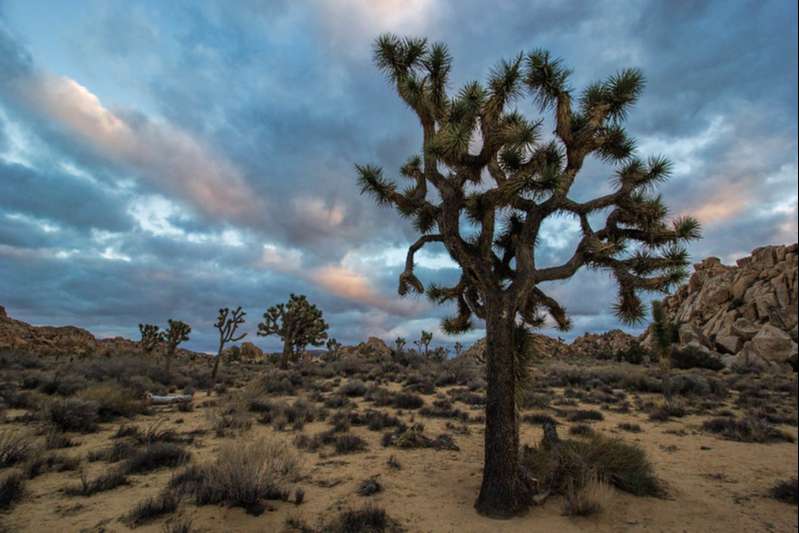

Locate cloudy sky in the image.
[0,0,796,353]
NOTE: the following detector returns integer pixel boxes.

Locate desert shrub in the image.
[670,346,724,371]
[566,409,604,422]
[617,423,642,433]
[392,392,424,409]
[364,386,394,406]
[257,399,318,431]
[0,471,24,509]
[569,424,594,436]
[65,469,129,496]
[88,441,136,463]
[522,432,662,497]
[38,373,86,396]
[0,430,34,468]
[124,443,191,474]
[702,416,795,443]
[769,477,798,505]
[206,399,252,437]
[78,383,146,420]
[562,473,612,516]
[321,505,399,533]
[419,398,468,420]
[0,382,32,409]
[258,373,298,396]
[45,429,77,449]
[648,401,687,422]
[357,477,383,496]
[45,398,99,433]
[180,438,299,512]
[382,423,458,451]
[124,490,179,527]
[448,387,485,406]
[340,380,368,397]
[614,342,648,365]
[324,395,352,409]
[116,420,190,446]
[334,434,368,454]
[22,452,80,479]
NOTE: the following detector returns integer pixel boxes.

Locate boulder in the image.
[715,332,742,354]
[239,341,264,362]
[747,324,797,363]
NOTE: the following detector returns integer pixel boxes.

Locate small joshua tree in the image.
[138,323,163,356]
[414,330,433,358]
[357,34,700,517]
[211,306,247,390]
[164,319,191,373]
[453,341,464,357]
[651,299,676,398]
[393,336,407,355]
[257,294,328,369]
[326,337,342,361]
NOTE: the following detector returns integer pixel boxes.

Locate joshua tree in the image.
[393,336,407,355]
[210,306,247,390]
[651,300,676,398]
[326,337,342,360]
[257,294,329,369]
[357,34,700,517]
[453,341,464,357]
[164,319,191,373]
[414,330,433,357]
[138,323,163,356]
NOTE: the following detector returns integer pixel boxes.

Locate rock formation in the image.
[0,306,205,360]
[643,243,798,372]
[339,336,393,361]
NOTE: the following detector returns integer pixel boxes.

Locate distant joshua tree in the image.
[326,337,342,360]
[357,34,700,516]
[453,341,464,357]
[414,330,433,358]
[211,306,247,389]
[164,319,191,373]
[138,323,163,356]
[257,294,328,369]
[393,336,407,355]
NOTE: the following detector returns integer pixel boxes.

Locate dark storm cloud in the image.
[0,1,795,351]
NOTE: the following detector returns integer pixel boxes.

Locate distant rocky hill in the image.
[642,243,797,371]
[0,305,206,360]
[461,243,798,372]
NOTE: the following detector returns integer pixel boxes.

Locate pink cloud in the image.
[12,73,263,223]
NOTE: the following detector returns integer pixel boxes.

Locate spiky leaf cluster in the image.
[257,294,329,362]
[138,323,163,354]
[358,34,701,340]
[165,319,191,356]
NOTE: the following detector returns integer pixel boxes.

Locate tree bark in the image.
[279,341,291,370]
[209,340,224,394]
[475,307,533,517]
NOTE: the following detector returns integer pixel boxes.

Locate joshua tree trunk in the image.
[208,339,224,394]
[279,342,292,369]
[475,306,531,517]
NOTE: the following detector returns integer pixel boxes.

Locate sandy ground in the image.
[2,381,797,533]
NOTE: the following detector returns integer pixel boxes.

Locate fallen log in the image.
[145,392,193,405]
